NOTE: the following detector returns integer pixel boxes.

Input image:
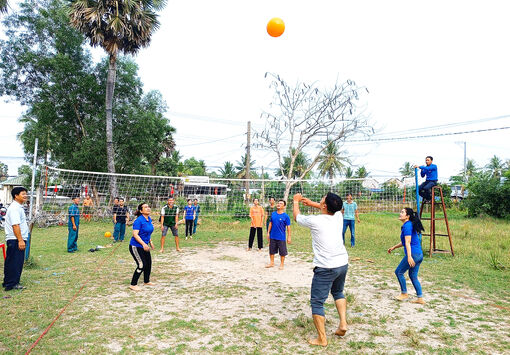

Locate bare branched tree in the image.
[256,73,372,202]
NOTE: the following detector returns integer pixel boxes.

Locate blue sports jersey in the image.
[184,205,195,220]
[130,215,154,248]
[269,211,291,241]
[419,164,438,181]
[400,221,422,255]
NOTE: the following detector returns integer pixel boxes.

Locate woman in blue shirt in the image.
[183,199,195,240]
[387,207,425,304]
[129,203,155,291]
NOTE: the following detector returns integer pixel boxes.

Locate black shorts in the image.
[269,238,288,256]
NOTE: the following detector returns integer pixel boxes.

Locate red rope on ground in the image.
[25,242,122,354]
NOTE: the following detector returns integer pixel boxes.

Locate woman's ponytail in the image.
[404,207,425,233]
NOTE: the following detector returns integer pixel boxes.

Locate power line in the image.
[372,114,510,137]
[177,133,245,147]
[346,126,510,143]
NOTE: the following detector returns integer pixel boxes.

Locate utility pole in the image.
[245,121,251,203]
[463,141,467,182]
[261,166,265,203]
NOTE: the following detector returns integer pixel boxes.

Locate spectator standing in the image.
[247,198,265,251]
[2,187,29,291]
[192,199,201,235]
[113,198,129,242]
[341,193,361,247]
[67,196,80,253]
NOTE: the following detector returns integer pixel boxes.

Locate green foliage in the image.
[0,161,8,181]
[317,140,350,180]
[234,154,256,179]
[277,149,311,179]
[0,0,175,174]
[464,170,510,218]
[399,162,414,178]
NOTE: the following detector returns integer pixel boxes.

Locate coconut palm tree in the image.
[355,166,369,179]
[278,149,311,180]
[317,140,350,184]
[344,166,354,179]
[465,159,477,181]
[69,0,166,197]
[219,161,237,179]
[399,162,414,178]
[235,154,256,179]
[486,155,503,179]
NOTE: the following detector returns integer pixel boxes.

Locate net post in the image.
[26,138,38,261]
[415,167,420,216]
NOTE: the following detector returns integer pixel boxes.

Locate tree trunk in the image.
[106,53,118,200]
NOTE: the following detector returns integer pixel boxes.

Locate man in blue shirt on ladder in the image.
[415,156,438,203]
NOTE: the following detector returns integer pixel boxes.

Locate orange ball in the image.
[104,231,112,238]
[267,17,285,37]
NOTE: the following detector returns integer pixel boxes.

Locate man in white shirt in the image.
[293,192,349,347]
[2,186,29,291]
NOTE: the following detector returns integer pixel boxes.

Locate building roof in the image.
[0,175,28,186]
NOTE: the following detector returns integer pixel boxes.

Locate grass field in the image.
[1,211,509,354]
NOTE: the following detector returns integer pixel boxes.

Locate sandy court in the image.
[72,242,510,354]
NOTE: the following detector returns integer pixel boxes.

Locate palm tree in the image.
[465,159,477,181]
[0,0,9,14]
[344,167,354,179]
[278,149,311,179]
[355,166,369,179]
[317,140,350,184]
[219,161,236,179]
[69,0,166,197]
[486,155,503,179]
[235,154,256,179]
[399,162,414,178]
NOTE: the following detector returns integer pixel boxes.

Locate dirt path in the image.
[80,242,509,354]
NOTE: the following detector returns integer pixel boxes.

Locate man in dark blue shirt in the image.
[67,196,80,253]
[415,156,438,202]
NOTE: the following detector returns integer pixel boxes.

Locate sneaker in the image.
[185,237,188,240]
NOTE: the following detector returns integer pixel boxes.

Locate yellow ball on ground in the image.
[104,231,112,238]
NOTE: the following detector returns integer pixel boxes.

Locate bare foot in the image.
[396,293,409,301]
[411,297,426,304]
[279,264,284,270]
[129,285,141,291]
[307,338,327,347]
[257,248,262,252]
[159,249,164,253]
[176,248,182,252]
[335,327,347,336]
[246,248,252,251]
[144,282,156,286]
[265,263,274,268]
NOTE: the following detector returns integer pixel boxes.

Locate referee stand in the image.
[419,185,454,257]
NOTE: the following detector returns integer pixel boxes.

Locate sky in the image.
[1,0,510,182]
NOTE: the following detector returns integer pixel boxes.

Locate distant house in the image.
[362,178,380,190]
[0,175,28,205]
[384,177,405,188]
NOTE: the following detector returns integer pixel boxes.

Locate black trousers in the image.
[185,219,193,237]
[419,180,437,201]
[2,239,25,289]
[129,245,152,285]
[248,227,263,249]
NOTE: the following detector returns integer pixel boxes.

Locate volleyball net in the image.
[32,166,417,226]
